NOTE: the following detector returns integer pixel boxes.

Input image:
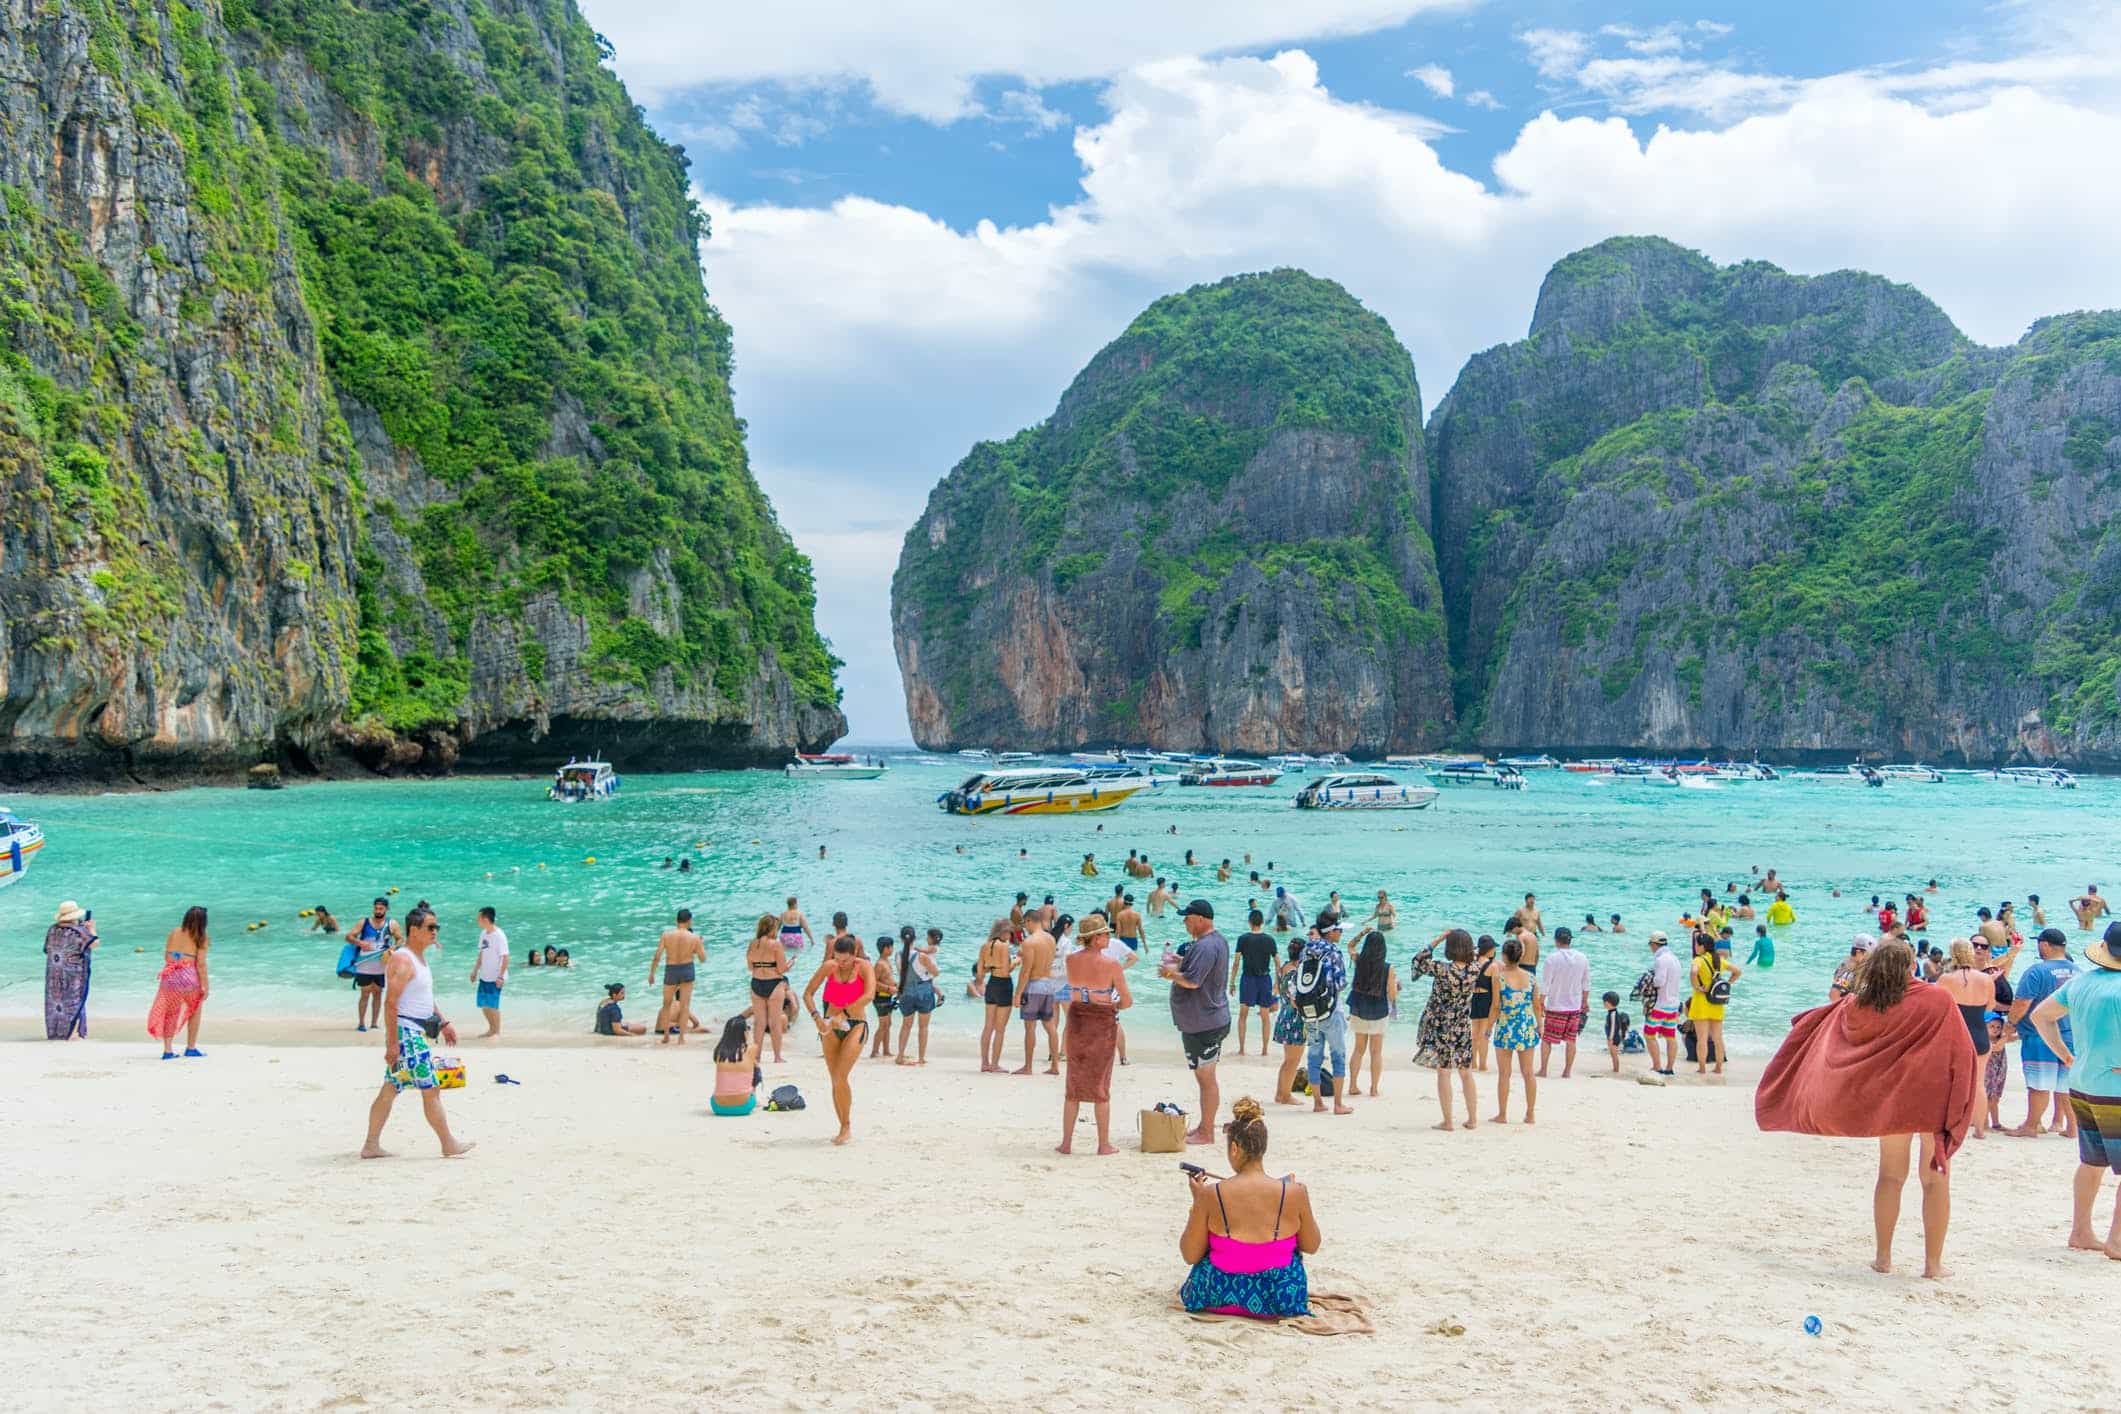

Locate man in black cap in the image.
[1163,900,1230,1144]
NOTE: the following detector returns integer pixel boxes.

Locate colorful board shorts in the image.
[1643,1007,1680,1039]
[2070,1092,2121,1173]
[1541,1008,1586,1044]
[387,1023,439,1092]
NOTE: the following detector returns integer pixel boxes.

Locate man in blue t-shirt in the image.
[2009,928,2080,1137]
[2031,922,2121,1253]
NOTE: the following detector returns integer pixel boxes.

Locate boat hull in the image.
[1295,789,1438,811]
[785,766,887,779]
[0,830,45,887]
[941,785,1148,816]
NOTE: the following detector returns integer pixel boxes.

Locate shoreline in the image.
[5,1036,2113,1410]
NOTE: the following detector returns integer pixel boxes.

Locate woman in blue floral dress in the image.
[1271,938,1308,1103]
[1490,935,1544,1123]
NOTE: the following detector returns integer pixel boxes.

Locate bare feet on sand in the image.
[1490,1112,1508,1124]
[1011,1065,1032,1075]
[443,1141,475,1158]
[1431,1120,1454,1131]
[832,1128,852,1146]
[1871,1256,1892,1274]
[1185,1127,1214,1145]
[359,1146,393,1159]
[1097,1143,1118,1155]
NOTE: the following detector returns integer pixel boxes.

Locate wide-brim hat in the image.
[54,900,85,925]
[2090,922,2121,972]
[1077,914,1112,941]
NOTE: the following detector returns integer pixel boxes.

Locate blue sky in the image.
[578,1,2121,743]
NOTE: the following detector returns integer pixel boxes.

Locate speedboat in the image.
[1268,753,1314,774]
[1710,761,1779,781]
[995,752,1041,766]
[1845,764,1887,788]
[1992,765,2078,788]
[938,767,1154,816]
[1070,749,1125,766]
[957,748,994,761]
[1179,759,1283,787]
[1294,772,1439,810]
[1426,761,1528,790]
[1877,763,1944,783]
[0,807,46,888]
[1414,753,1485,770]
[785,753,887,780]
[1498,754,1561,770]
[548,759,619,801]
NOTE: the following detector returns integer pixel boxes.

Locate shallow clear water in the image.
[3,757,2110,1052]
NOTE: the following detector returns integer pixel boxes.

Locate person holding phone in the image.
[1177,1097,1320,1317]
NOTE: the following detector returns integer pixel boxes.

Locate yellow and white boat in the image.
[1,807,46,888]
[938,767,1155,816]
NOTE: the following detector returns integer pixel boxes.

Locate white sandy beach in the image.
[3,1014,2115,1412]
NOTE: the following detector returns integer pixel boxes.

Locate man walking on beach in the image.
[1163,900,1230,1144]
[1643,931,1685,1077]
[1014,914,1060,1075]
[350,896,399,1033]
[1537,926,1591,1078]
[470,906,508,1038]
[361,905,472,1159]
[2010,928,2080,1137]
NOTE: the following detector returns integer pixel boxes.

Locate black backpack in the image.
[764,1084,805,1112]
[1707,966,1733,1006]
[1292,950,1338,1023]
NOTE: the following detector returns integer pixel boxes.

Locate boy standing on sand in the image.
[470,906,508,1038]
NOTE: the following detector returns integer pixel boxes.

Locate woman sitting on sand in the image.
[803,938,875,1145]
[1412,929,1480,1131]
[1271,938,1308,1105]
[1058,914,1131,1155]
[148,906,210,1059]
[747,913,792,1064]
[1178,1097,1320,1318]
[711,1016,763,1116]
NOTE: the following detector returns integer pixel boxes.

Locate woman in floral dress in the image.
[1271,938,1309,1105]
[1412,929,1481,1130]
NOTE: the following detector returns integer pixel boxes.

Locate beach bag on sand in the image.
[764,1084,806,1112]
[1138,1108,1186,1152]
[1292,953,1337,1023]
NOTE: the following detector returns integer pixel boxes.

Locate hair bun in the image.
[1231,1096,1265,1125]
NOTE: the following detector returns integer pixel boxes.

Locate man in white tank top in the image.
[361,905,474,1159]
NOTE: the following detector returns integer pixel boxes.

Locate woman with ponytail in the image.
[1177,1096,1321,1318]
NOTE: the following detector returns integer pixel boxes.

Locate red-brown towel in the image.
[1755,984,1977,1172]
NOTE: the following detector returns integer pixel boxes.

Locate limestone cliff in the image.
[1428,237,2121,764]
[0,0,841,784]
[892,270,1452,755]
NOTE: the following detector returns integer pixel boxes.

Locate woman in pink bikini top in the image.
[1177,1096,1321,1318]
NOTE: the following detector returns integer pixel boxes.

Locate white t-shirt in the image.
[1540,947,1591,1013]
[477,926,510,983]
[1650,946,1686,1011]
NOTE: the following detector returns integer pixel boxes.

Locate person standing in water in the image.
[802,937,875,1145]
[470,906,508,1039]
[349,897,399,1033]
[779,897,814,960]
[361,906,472,1159]
[148,906,210,1059]
[1231,910,1279,1056]
[649,909,706,1044]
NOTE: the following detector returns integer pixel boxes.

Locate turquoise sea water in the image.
[3,756,2111,1052]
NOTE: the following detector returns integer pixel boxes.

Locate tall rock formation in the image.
[892,270,1452,755]
[0,0,841,784]
[1427,236,2121,765]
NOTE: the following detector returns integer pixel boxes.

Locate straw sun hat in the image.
[54,900,85,925]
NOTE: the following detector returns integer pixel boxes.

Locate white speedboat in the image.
[1070,749,1125,766]
[1993,765,2078,788]
[957,748,995,761]
[548,759,619,801]
[1414,752,1485,770]
[1877,763,1943,783]
[1427,761,1528,790]
[1499,754,1561,770]
[995,751,1041,766]
[1845,764,1887,788]
[1179,759,1283,787]
[1,807,46,888]
[1294,771,1439,810]
[785,753,887,780]
[938,767,1154,816]
[1710,761,1779,781]
[1675,773,1720,790]
[1268,753,1314,774]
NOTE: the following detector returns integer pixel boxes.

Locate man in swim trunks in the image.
[1642,931,1685,1077]
[1147,879,1172,917]
[2009,929,2080,1138]
[1537,927,1590,1078]
[361,906,471,1159]
[649,908,706,1045]
[1127,853,1154,880]
[1113,896,1145,953]
[469,905,508,1038]
[1230,910,1279,1056]
[350,896,399,1033]
[1013,917,1060,1075]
